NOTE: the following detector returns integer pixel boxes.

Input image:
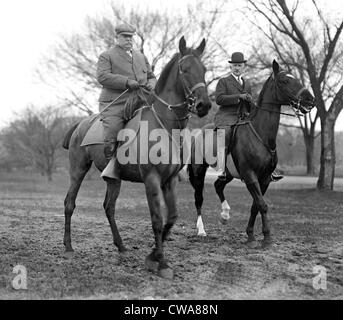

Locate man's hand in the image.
[145,82,155,91]
[239,93,252,102]
[126,79,140,90]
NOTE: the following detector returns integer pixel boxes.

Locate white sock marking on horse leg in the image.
[196,216,207,236]
[220,200,230,221]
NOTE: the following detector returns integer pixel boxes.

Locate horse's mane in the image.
[154,48,200,95]
[154,53,180,94]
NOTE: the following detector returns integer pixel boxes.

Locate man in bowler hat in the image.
[214,52,283,181]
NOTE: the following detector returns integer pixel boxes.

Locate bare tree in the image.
[246,0,343,190]
[1,106,73,181]
[37,0,235,116]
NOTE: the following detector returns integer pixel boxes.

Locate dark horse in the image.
[188,60,315,248]
[62,37,211,279]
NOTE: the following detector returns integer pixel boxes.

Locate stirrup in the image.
[101,157,120,180]
[271,173,284,182]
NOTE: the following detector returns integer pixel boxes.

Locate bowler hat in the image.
[229,52,247,63]
[115,23,136,36]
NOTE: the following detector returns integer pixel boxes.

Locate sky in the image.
[0,0,342,131]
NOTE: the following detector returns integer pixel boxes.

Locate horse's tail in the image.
[62,121,80,150]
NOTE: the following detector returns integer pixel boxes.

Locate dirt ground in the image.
[0,171,342,300]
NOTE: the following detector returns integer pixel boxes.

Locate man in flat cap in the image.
[97,23,157,175]
[214,52,283,181]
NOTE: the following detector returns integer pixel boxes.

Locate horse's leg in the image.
[103,178,126,253]
[244,177,271,248]
[245,200,259,248]
[161,175,178,242]
[143,172,173,279]
[189,164,207,236]
[63,151,91,252]
[214,173,233,225]
[259,180,272,248]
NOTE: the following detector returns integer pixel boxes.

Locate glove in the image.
[145,82,155,91]
[240,93,252,102]
[126,79,140,90]
[245,93,252,102]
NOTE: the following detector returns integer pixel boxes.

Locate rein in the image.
[255,104,301,117]
[237,73,312,163]
[140,53,206,126]
[234,120,277,167]
[135,53,206,149]
[256,73,311,117]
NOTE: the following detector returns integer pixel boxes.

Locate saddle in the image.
[80,108,144,147]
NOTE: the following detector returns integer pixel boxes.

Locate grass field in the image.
[0,171,342,299]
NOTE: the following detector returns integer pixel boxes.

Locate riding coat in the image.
[96,44,157,142]
[97,44,156,105]
[214,74,252,128]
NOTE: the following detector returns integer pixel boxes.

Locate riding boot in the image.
[101,141,120,179]
[103,141,115,161]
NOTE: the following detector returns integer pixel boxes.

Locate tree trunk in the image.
[46,169,53,182]
[317,117,336,190]
[46,161,53,182]
[305,136,315,175]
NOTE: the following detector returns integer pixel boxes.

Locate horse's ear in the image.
[272,60,280,75]
[179,36,187,55]
[196,38,206,56]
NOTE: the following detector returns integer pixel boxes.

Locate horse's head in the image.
[272,60,316,114]
[177,36,212,118]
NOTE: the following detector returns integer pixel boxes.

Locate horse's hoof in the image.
[145,256,159,272]
[64,245,74,252]
[219,217,229,225]
[245,240,258,249]
[197,232,207,237]
[119,250,129,259]
[261,239,273,249]
[63,250,74,259]
[158,267,174,280]
[118,246,128,253]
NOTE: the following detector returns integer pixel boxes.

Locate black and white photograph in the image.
[0,0,342,304]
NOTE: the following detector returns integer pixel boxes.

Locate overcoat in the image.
[214,74,252,127]
[97,44,156,109]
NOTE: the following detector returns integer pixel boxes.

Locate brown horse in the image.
[188,60,315,248]
[62,37,211,279]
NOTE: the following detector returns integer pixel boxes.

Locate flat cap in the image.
[115,23,136,36]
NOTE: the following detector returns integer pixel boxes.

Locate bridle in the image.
[136,53,207,149]
[256,72,314,117]
[178,54,206,111]
[150,54,206,115]
[237,72,314,164]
